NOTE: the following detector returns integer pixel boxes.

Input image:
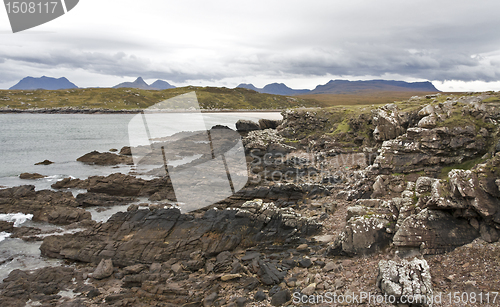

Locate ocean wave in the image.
[0,213,34,227]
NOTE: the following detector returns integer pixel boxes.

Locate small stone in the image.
[93,259,114,280]
[323,262,336,272]
[271,289,291,306]
[236,297,247,307]
[301,283,316,295]
[124,264,146,274]
[221,273,242,281]
[171,262,183,274]
[299,258,312,268]
[334,279,345,289]
[35,159,54,165]
[254,290,267,301]
[297,244,309,251]
[204,292,218,307]
[150,263,162,274]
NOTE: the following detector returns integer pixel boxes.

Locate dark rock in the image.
[298,258,312,268]
[203,291,218,307]
[19,173,46,179]
[52,173,176,201]
[254,290,267,301]
[0,185,90,225]
[235,297,247,307]
[51,177,87,189]
[0,267,75,302]
[35,160,54,165]
[271,289,291,306]
[480,223,499,243]
[75,193,137,207]
[258,119,282,130]
[236,120,260,132]
[87,288,101,299]
[242,277,259,291]
[119,146,132,155]
[241,251,260,261]
[0,220,14,232]
[77,150,133,165]
[257,260,287,285]
[123,263,146,275]
[40,200,321,267]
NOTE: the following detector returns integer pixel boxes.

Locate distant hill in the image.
[237,83,260,92]
[150,80,175,90]
[237,80,439,96]
[113,77,176,90]
[113,77,151,90]
[310,80,439,94]
[10,76,78,90]
[236,83,310,95]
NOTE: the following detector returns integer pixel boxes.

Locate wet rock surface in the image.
[40,200,321,266]
[0,185,90,225]
[76,150,133,165]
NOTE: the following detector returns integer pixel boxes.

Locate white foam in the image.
[0,232,11,243]
[0,213,34,227]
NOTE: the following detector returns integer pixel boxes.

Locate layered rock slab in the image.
[40,200,321,267]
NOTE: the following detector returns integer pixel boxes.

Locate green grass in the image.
[439,156,487,178]
[333,120,351,134]
[0,87,323,110]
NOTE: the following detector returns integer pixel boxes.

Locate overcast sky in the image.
[1,0,500,91]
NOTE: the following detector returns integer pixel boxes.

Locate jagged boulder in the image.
[77,150,133,165]
[372,104,409,141]
[236,120,260,132]
[328,202,397,256]
[258,119,282,130]
[377,258,433,306]
[243,129,294,156]
[393,209,479,254]
[374,126,486,174]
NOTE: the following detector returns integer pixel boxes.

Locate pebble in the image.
[254,290,267,301]
[301,283,316,295]
[221,274,242,281]
[299,258,313,268]
[297,244,309,251]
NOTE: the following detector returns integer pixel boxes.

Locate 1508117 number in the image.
[5,2,59,14]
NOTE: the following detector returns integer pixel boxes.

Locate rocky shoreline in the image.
[1,92,500,306]
[0,107,285,114]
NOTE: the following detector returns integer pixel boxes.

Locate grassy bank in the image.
[0,86,323,110]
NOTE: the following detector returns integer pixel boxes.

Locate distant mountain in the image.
[236,83,310,95]
[236,80,439,96]
[10,76,78,90]
[310,80,439,94]
[113,77,151,90]
[237,83,260,92]
[150,80,175,90]
[261,83,311,95]
[113,77,176,90]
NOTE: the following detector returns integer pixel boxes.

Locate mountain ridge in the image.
[112,77,176,90]
[9,76,78,90]
[238,79,440,95]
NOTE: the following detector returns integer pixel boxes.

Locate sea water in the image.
[0,112,282,189]
[0,112,282,281]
